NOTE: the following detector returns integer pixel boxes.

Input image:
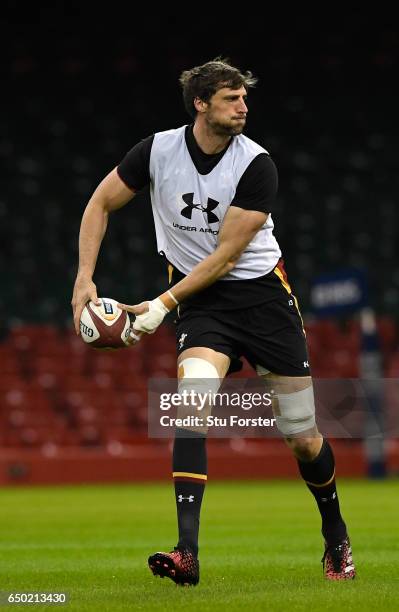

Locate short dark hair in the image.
[179,57,258,119]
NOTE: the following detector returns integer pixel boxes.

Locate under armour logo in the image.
[321,492,337,503]
[177,495,194,503]
[181,193,219,223]
[303,361,309,368]
[178,333,187,350]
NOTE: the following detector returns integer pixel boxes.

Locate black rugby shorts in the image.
[175,274,310,377]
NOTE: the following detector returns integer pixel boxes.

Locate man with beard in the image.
[72,58,355,586]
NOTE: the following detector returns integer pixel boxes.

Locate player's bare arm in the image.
[119,206,267,335]
[171,205,268,301]
[71,168,136,334]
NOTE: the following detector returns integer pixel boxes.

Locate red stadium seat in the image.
[0,374,28,392]
[0,346,21,375]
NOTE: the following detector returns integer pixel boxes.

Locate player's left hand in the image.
[118,297,169,335]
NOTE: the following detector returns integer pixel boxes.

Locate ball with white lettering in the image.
[79,298,131,349]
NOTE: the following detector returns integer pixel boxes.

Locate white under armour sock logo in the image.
[177,494,194,502]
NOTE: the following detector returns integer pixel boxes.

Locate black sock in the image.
[297,439,347,546]
[173,428,207,557]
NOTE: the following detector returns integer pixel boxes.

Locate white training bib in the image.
[149,126,281,280]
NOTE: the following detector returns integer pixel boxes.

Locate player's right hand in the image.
[71,275,101,335]
[118,297,169,335]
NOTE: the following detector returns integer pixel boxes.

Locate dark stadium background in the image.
[1,6,398,480]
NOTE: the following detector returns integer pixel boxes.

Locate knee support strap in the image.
[272,385,316,436]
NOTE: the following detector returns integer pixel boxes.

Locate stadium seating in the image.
[0,318,398,451]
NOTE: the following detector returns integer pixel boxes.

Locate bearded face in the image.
[203,86,248,136]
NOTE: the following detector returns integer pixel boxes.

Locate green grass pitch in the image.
[0,479,398,611]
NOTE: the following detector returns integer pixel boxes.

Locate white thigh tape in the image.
[273,385,316,436]
[178,357,220,382]
[177,358,221,424]
[178,358,221,395]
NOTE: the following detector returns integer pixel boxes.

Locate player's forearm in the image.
[128,247,235,330]
[163,208,266,307]
[164,246,236,306]
[77,199,109,278]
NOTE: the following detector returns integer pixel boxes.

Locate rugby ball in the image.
[79,297,131,349]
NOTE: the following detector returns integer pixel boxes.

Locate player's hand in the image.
[118,298,169,335]
[71,275,101,336]
[119,302,148,345]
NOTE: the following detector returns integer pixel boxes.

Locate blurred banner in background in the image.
[311,269,368,317]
